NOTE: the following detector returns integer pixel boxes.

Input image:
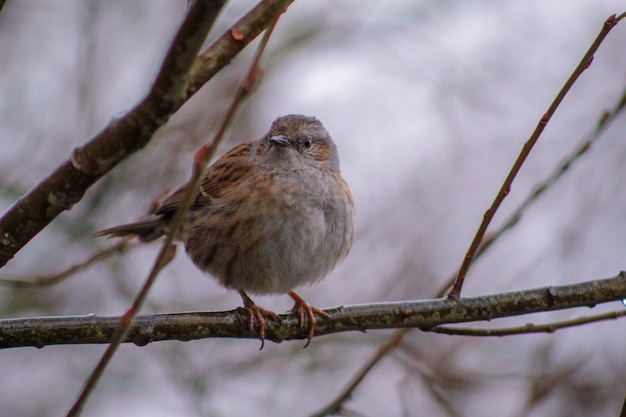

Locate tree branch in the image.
[65,9,286,415]
[0,0,295,268]
[1,272,624,349]
[449,13,626,298]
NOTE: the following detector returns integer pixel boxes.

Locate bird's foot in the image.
[288,291,332,348]
[238,290,280,349]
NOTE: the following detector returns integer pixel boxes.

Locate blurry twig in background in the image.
[0,241,130,288]
[511,347,587,417]
[65,241,177,417]
[449,12,626,298]
[311,12,626,417]
[620,393,626,417]
[395,345,470,417]
[66,6,284,416]
[309,329,408,417]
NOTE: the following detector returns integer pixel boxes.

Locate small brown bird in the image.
[96,114,355,345]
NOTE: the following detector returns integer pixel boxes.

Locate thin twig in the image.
[311,13,626,415]
[475,83,626,271]
[68,123,215,417]
[428,309,626,337]
[65,10,284,417]
[449,13,626,298]
[209,12,281,154]
[65,2,225,415]
[435,80,626,298]
[65,243,176,417]
[0,242,129,288]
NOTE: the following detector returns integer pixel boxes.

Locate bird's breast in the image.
[183,168,353,295]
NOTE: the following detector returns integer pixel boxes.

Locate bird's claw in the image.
[238,291,280,349]
[288,291,332,348]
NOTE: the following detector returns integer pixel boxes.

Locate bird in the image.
[96,114,355,346]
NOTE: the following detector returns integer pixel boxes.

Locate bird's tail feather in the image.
[94,217,169,242]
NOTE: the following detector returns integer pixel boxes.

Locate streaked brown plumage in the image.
[96,114,355,344]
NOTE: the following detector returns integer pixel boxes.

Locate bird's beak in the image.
[269,135,288,147]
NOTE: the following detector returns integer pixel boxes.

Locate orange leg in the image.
[238,290,280,349]
[288,291,332,347]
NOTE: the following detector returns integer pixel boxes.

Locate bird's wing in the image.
[155,142,257,215]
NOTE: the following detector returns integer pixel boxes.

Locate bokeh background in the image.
[1,1,625,416]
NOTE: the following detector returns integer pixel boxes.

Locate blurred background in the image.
[1,1,625,416]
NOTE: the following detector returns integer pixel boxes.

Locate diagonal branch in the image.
[1,272,624,349]
[0,0,295,269]
[311,81,626,417]
[65,9,285,417]
[309,329,409,417]
[61,3,226,415]
[449,12,626,298]
[434,80,626,298]
[303,12,626,417]
[0,0,224,267]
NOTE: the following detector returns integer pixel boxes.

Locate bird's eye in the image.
[303,138,312,148]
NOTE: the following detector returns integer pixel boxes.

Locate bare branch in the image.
[66,14,285,415]
[0,0,295,268]
[449,13,626,298]
[311,14,626,412]
[65,242,176,417]
[435,79,626,298]
[63,2,226,415]
[1,272,624,349]
[317,78,626,417]
[186,0,291,96]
